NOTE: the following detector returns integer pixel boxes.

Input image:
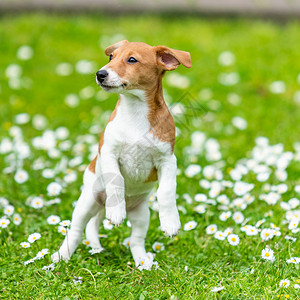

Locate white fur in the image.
[52,70,180,266]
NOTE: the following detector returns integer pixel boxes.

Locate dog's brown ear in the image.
[105,40,129,56]
[154,46,192,71]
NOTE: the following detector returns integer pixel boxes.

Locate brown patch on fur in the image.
[88,99,121,173]
[88,156,97,173]
[144,166,158,183]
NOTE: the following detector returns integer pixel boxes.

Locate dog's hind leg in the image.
[127,199,150,266]
[85,209,105,249]
[51,168,103,262]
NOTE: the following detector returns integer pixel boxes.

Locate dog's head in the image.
[96,40,191,95]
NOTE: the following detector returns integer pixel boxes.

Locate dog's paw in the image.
[51,251,70,263]
[159,210,181,237]
[106,201,126,226]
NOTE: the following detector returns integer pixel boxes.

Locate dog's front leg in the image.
[157,154,181,237]
[101,146,126,226]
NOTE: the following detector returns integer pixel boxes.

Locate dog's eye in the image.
[109,54,113,61]
[128,57,138,63]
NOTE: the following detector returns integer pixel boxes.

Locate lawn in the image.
[0,13,300,299]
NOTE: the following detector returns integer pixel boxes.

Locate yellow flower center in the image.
[265,253,270,257]
[283,282,287,286]
[265,233,269,236]
[140,261,144,265]
[33,237,36,240]
[85,241,89,245]
[232,238,236,242]
[156,245,161,250]
[211,228,214,231]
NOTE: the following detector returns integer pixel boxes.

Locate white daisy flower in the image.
[42,263,55,272]
[211,286,225,293]
[72,276,83,284]
[227,234,240,246]
[32,114,48,130]
[289,198,300,209]
[255,219,266,228]
[89,248,104,255]
[17,45,34,60]
[28,232,41,243]
[217,195,229,205]
[30,197,44,209]
[15,113,30,125]
[219,211,232,222]
[295,185,300,194]
[103,219,113,230]
[288,218,299,230]
[58,226,67,235]
[214,231,226,241]
[279,279,290,288]
[194,193,207,202]
[183,221,197,231]
[232,211,244,224]
[152,242,165,253]
[184,164,201,178]
[285,235,296,242]
[5,63,22,78]
[0,197,9,207]
[233,181,254,196]
[65,93,80,108]
[20,242,30,248]
[232,116,247,130]
[245,226,258,236]
[261,248,275,262]
[137,253,158,271]
[294,284,300,289]
[194,204,206,214]
[199,179,211,189]
[223,227,233,237]
[218,50,235,66]
[24,258,35,266]
[0,218,10,228]
[82,239,90,247]
[269,81,286,94]
[14,169,29,184]
[56,127,69,140]
[47,215,61,225]
[59,220,71,227]
[47,182,62,196]
[13,213,22,225]
[42,169,55,179]
[4,205,14,216]
[36,249,49,259]
[218,72,240,86]
[56,62,73,76]
[286,257,300,264]
[260,228,274,241]
[122,237,131,248]
[99,234,108,238]
[206,224,218,235]
[75,60,95,74]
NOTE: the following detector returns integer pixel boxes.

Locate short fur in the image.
[52,41,191,266]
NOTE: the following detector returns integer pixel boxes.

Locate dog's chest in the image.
[104,96,171,185]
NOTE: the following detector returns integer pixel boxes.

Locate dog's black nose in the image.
[96,70,108,83]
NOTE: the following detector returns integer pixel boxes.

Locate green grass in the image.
[0,13,300,299]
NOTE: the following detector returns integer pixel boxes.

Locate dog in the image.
[52,40,192,267]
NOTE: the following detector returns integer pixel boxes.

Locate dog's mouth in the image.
[100,83,127,89]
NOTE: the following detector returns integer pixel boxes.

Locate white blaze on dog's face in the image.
[96,40,192,97]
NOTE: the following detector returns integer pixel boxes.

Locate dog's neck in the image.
[118,74,174,152]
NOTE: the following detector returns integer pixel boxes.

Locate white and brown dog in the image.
[52,40,192,266]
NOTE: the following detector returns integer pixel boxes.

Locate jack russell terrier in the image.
[52,40,192,266]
